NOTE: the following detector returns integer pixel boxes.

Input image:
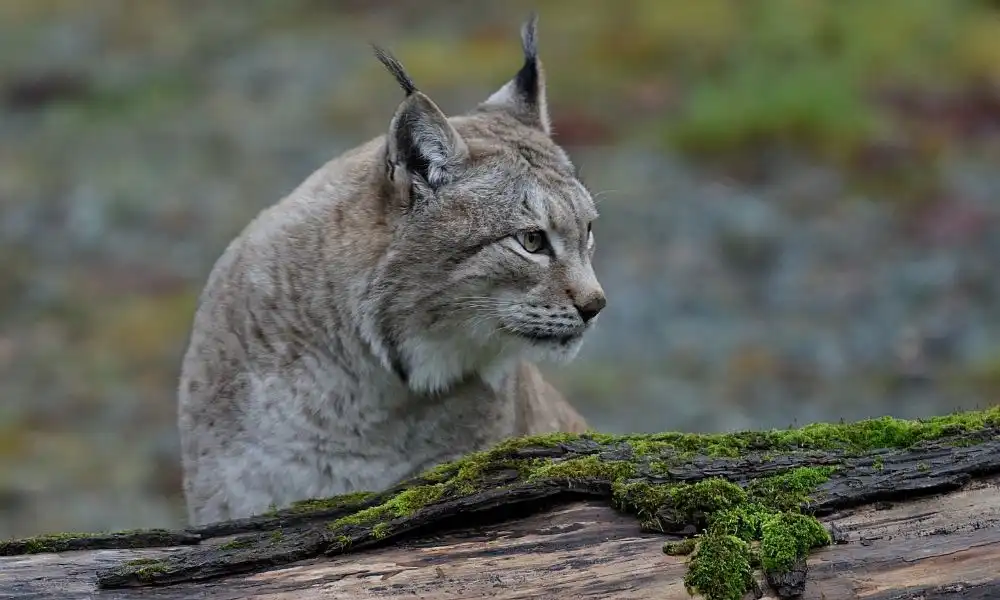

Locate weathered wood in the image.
[3,481,999,599]
[2,415,999,600]
[0,530,201,556]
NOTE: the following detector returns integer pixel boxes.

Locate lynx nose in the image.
[575,295,606,323]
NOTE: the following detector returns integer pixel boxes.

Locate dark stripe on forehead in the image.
[526,168,593,226]
[514,140,573,177]
[519,179,579,237]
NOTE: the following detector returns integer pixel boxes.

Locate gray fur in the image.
[177,15,605,526]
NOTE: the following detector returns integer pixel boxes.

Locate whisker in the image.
[591,188,623,206]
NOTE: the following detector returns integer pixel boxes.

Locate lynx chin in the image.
[177,14,607,526]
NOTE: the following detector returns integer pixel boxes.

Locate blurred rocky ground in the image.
[1,0,1000,537]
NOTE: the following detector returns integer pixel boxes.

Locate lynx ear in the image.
[481,13,550,135]
[374,46,468,191]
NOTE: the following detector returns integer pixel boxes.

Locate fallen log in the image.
[2,407,999,600]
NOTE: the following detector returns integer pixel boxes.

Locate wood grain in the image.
[3,428,999,599]
[4,479,999,599]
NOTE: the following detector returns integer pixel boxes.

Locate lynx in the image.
[177,15,606,526]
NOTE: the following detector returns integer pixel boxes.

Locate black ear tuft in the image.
[514,12,540,108]
[480,13,551,134]
[372,44,417,96]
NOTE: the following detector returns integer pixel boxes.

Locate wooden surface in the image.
[4,424,1000,599]
[3,475,999,600]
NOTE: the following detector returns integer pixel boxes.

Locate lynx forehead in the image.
[177,14,605,527]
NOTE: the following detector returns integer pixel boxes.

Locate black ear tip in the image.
[372,43,418,96]
[521,12,539,61]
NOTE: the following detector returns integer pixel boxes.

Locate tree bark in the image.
[2,422,999,599]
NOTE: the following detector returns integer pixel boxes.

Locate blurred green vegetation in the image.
[2,0,1000,537]
[8,0,1000,193]
[323,0,1000,203]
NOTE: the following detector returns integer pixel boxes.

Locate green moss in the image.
[759,512,831,572]
[872,456,885,471]
[419,438,552,494]
[307,407,993,599]
[529,454,636,482]
[612,481,670,516]
[696,509,830,597]
[709,503,771,542]
[270,530,284,543]
[624,432,745,458]
[2,531,100,554]
[746,466,836,511]
[684,533,754,600]
[122,558,169,582]
[670,478,748,517]
[329,484,445,530]
[663,538,697,556]
[287,491,376,513]
[606,406,999,459]
[219,537,253,551]
[613,478,748,528]
[600,466,835,600]
[648,459,673,475]
[329,534,351,551]
[413,407,996,504]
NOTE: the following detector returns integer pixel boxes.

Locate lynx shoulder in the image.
[177,14,606,526]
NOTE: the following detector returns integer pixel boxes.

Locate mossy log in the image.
[3,408,1000,600]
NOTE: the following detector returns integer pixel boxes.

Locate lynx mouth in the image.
[513,331,581,346]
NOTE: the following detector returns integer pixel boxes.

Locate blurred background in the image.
[2,0,1000,538]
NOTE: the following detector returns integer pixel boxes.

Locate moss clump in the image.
[2,532,96,554]
[219,537,253,551]
[759,512,831,572]
[0,529,201,557]
[668,478,748,519]
[708,503,768,541]
[663,538,697,556]
[307,408,994,598]
[612,480,673,522]
[600,405,1000,460]
[287,491,376,513]
[329,484,445,530]
[745,466,836,511]
[421,446,545,494]
[329,534,351,551]
[0,531,146,555]
[625,433,747,458]
[529,454,635,482]
[608,467,834,600]
[122,558,169,582]
[412,407,998,507]
[613,478,747,528]
[684,533,754,600]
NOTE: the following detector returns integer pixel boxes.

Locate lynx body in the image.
[178,16,605,525]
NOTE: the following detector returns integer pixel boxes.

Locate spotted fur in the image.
[178,14,606,526]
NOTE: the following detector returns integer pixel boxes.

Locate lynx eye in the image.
[516,230,549,254]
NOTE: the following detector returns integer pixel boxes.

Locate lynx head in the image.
[365,14,605,393]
